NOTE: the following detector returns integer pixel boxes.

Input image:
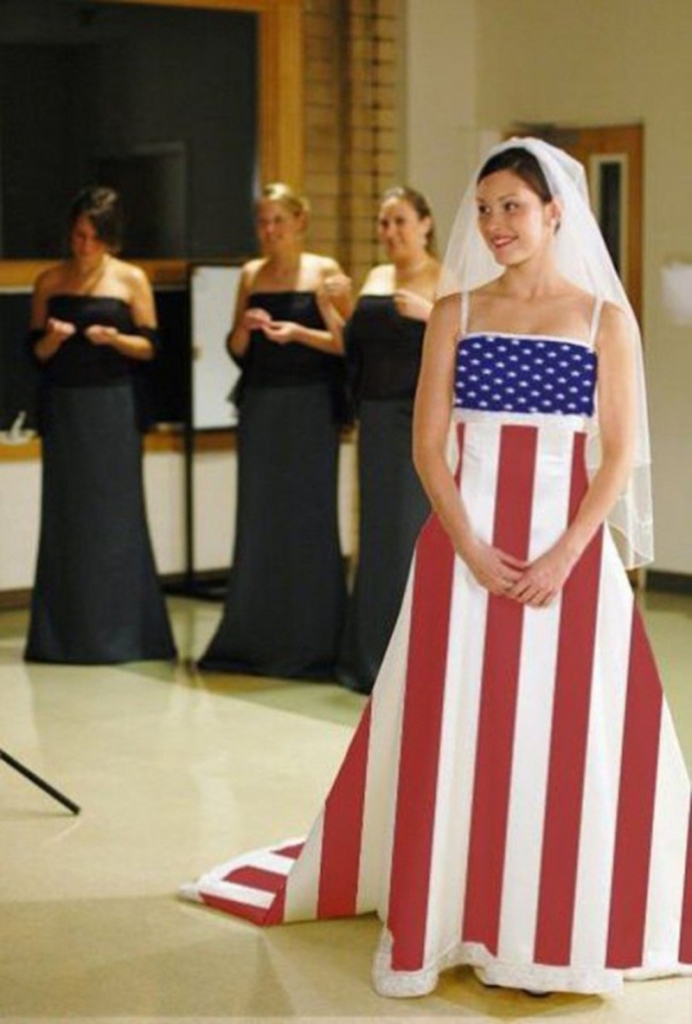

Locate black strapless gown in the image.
[337,295,430,694]
[199,291,346,679]
[25,295,176,664]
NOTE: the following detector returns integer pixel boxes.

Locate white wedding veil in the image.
[438,136,653,569]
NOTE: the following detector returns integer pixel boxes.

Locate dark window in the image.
[0,0,258,260]
[598,160,623,275]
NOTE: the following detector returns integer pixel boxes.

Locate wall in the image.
[0,440,356,594]
[0,0,370,598]
[91,3,258,259]
[405,0,692,575]
[8,0,692,591]
[303,0,405,286]
[0,0,257,261]
[404,0,479,250]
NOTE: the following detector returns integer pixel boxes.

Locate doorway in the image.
[517,124,643,321]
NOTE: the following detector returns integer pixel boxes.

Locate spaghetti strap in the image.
[588,297,604,346]
[460,291,470,337]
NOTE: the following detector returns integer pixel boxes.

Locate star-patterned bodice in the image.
[454,333,597,417]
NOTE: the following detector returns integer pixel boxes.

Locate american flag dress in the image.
[182,312,692,997]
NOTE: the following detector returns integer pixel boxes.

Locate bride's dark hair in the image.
[477,146,553,204]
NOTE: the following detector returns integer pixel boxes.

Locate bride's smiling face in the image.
[476,169,559,266]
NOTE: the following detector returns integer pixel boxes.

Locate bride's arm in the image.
[511,302,636,606]
[413,294,525,595]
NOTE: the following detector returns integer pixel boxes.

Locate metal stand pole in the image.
[0,748,80,815]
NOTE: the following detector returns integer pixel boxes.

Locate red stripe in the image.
[223,865,287,893]
[201,892,272,926]
[679,798,692,963]
[275,842,303,859]
[534,434,603,964]
[263,883,286,925]
[385,424,463,972]
[316,702,372,917]
[462,424,537,954]
[606,606,663,967]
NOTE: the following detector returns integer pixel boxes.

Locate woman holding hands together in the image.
[26,185,175,664]
[334,186,440,694]
[185,140,692,1000]
[199,183,352,679]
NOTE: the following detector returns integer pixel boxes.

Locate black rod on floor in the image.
[0,749,80,815]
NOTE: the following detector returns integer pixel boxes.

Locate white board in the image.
[190,263,242,429]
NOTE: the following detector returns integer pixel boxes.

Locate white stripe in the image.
[243,850,296,875]
[642,702,690,965]
[184,839,303,892]
[358,567,414,914]
[498,426,572,960]
[453,407,588,434]
[283,815,324,920]
[458,419,502,544]
[571,533,632,966]
[424,420,499,961]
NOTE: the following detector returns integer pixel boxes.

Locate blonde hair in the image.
[258,182,310,219]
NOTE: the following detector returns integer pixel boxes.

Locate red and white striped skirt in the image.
[182,415,692,997]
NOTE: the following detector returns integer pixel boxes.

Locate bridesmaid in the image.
[199,183,352,679]
[25,185,176,664]
[335,186,441,694]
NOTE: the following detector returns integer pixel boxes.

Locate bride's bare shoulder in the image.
[429,291,462,321]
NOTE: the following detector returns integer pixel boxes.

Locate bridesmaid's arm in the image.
[30,274,75,362]
[85,266,157,361]
[393,289,434,322]
[262,260,351,355]
[321,260,354,321]
[269,260,355,355]
[261,319,343,355]
[227,263,265,361]
[315,279,352,355]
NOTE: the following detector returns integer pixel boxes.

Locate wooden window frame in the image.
[0,0,304,289]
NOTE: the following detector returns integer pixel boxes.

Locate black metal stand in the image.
[162,389,228,602]
[0,748,80,815]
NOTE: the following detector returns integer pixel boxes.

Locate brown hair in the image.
[381,185,437,255]
[69,185,123,252]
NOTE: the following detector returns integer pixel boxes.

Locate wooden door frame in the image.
[515,124,643,321]
[0,0,304,288]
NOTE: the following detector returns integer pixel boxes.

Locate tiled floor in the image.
[1,592,691,1023]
